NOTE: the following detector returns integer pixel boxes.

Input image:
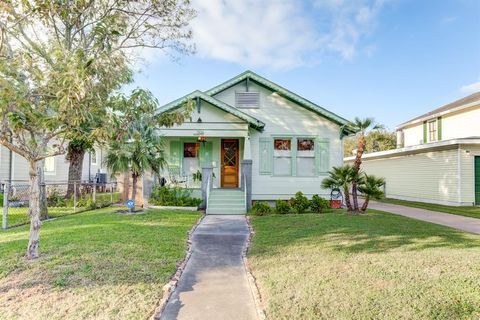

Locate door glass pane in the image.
[223,142,237,166]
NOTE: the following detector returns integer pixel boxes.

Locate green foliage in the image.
[149,186,201,207]
[344,130,396,156]
[0,193,3,206]
[310,195,330,213]
[290,192,310,214]
[251,201,272,216]
[358,175,385,200]
[275,200,291,214]
[47,188,66,207]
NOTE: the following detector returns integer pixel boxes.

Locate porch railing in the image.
[206,172,212,210]
[243,172,247,210]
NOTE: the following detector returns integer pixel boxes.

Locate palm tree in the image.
[358,174,385,212]
[105,120,166,212]
[321,165,356,212]
[350,117,383,210]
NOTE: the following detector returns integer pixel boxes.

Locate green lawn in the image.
[248,210,480,320]
[0,207,200,320]
[3,192,121,227]
[380,198,480,219]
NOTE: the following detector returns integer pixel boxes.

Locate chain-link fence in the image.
[1,181,120,229]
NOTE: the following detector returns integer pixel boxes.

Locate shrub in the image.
[149,186,201,207]
[290,191,310,214]
[47,188,66,207]
[275,200,291,214]
[310,194,330,213]
[251,201,272,216]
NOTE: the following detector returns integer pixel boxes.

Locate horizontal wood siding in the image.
[213,82,343,200]
[353,148,461,205]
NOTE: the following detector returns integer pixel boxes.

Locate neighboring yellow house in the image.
[345,92,480,206]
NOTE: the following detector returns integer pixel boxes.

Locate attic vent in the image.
[235,92,260,108]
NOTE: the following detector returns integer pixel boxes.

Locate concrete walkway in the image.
[160,215,258,320]
[369,201,480,234]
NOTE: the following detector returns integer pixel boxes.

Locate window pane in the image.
[274,139,291,151]
[44,157,55,173]
[297,157,315,176]
[297,139,314,151]
[274,157,291,175]
[184,143,199,158]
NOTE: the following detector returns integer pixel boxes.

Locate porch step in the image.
[206,189,246,215]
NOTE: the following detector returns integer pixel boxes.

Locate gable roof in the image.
[205,70,355,134]
[156,90,265,131]
[397,92,480,129]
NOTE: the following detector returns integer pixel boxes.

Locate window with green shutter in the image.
[199,141,213,167]
[317,138,330,174]
[169,141,182,168]
[259,138,273,175]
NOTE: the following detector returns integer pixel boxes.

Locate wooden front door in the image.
[221,139,239,188]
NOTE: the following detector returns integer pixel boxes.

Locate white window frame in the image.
[427,119,437,143]
[296,138,316,177]
[273,138,292,176]
[44,156,56,175]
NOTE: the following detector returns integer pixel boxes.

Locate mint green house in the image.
[154,71,354,214]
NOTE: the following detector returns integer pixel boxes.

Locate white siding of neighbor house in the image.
[0,145,109,183]
[351,147,466,206]
[460,144,480,205]
[213,82,344,200]
[401,105,480,147]
[403,124,424,147]
[442,106,480,141]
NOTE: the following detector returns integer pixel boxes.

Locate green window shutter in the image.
[423,121,427,143]
[259,138,273,175]
[199,141,213,167]
[437,117,442,141]
[317,138,330,174]
[169,141,181,168]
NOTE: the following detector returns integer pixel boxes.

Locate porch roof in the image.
[156,90,265,131]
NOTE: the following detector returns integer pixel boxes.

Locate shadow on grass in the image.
[249,209,480,256]
[0,208,200,289]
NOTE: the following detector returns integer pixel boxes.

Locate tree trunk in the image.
[361,196,370,212]
[353,134,366,172]
[343,186,353,211]
[27,160,42,259]
[131,173,138,212]
[66,145,86,199]
[37,160,48,219]
[351,181,359,212]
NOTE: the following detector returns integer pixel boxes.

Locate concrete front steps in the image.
[206,189,246,215]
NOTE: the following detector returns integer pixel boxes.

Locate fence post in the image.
[93,182,96,204]
[73,181,77,213]
[2,182,8,229]
[110,182,113,205]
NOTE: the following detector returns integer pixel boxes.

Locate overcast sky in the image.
[132,0,480,130]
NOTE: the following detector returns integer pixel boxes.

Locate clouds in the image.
[190,0,388,69]
[460,81,480,94]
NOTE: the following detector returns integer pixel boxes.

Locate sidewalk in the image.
[369,201,480,234]
[160,215,258,320]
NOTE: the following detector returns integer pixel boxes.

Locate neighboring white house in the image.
[0,145,108,184]
[151,70,354,213]
[345,92,480,206]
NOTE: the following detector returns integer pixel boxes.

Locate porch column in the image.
[200,165,213,210]
[241,159,253,210]
[243,134,252,160]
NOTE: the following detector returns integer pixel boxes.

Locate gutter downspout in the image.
[8,138,13,183]
[88,152,92,182]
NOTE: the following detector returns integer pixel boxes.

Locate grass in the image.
[379,197,480,219]
[0,207,200,319]
[248,210,480,320]
[3,192,121,228]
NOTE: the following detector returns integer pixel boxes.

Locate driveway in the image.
[369,201,480,234]
[160,215,258,320]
